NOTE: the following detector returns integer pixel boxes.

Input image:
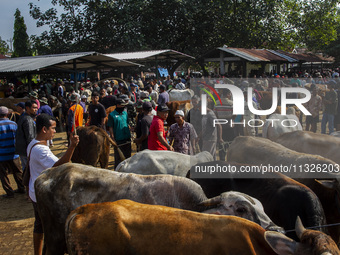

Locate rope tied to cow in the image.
[284,222,340,234]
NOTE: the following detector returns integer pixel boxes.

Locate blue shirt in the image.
[157,91,169,105]
[37,104,53,116]
[0,118,19,161]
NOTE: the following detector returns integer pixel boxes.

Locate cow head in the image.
[199,191,284,233]
[265,217,339,255]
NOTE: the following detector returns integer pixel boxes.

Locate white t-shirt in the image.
[27,139,58,202]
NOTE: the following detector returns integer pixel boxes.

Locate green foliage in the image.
[29,0,340,57]
[13,9,32,57]
[0,36,9,55]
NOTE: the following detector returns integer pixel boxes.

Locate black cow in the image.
[188,161,327,241]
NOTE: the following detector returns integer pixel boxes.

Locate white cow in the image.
[275,130,340,165]
[116,150,213,176]
[262,108,302,140]
[168,89,194,102]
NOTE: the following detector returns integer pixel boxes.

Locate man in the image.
[305,87,322,133]
[29,91,40,109]
[321,82,338,134]
[15,102,25,122]
[130,83,139,103]
[157,85,169,105]
[0,106,25,198]
[107,98,131,169]
[164,75,173,90]
[134,101,154,151]
[16,100,38,170]
[175,79,186,90]
[168,110,198,155]
[148,104,174,151]
[37,97,53,116]
[67,94,83,134]
[88,92,107,129]
[27,113,79,255]
[119,93,137,129]
[100,87,117,109]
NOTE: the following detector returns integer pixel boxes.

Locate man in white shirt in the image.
[27,113,79,255]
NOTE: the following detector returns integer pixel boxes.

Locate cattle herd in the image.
[32,125,340,254]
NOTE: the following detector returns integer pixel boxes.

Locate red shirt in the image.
[148,115,168,150]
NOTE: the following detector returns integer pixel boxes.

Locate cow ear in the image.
[315,179,337,190]
[264,231,297,255]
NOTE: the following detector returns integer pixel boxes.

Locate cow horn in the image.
[295,216,306,240]
[320,252,332,255]
[199,196,222,207]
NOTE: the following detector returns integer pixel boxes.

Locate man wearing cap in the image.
[15,102,25,122]
[16,100,38,170]
[67,94,83,141]
[0,106,25,198]
[37,97,53,117]
[168,110,198,155]
[148,104,174,151]
[157,85,169,105]
[108,98,131,168]
[88,92,107,129]
[134,101,154,151]
[130,83,139,103]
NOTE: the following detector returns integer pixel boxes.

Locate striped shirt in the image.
[0,118,19,161]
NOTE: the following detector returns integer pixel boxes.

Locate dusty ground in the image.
[0,132,118,254]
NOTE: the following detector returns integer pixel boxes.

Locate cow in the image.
[275,130,340,165]
[65,200,339,255]
[262,108,302,140]
[35,163,282,255]
[258,91,275,110]
[265,217,340,255]
[71,126,124,168]
[227,136,337,176]
[227,136,340,243]
[168,89,194,102]
[165,100,192,126]
[116,150,213,177]
[188,161,327,241]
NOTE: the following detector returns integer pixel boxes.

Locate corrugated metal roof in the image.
[106,49,195,62]
[267,50,297,62]
[0,52,141,73]
[218,47,264,62]
[276,50,327,62]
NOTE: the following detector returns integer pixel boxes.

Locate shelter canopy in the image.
[105,49,195,63]
[0,51,142,75]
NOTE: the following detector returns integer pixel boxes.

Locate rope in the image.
[284,222,340,234]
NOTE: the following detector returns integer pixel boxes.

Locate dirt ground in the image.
[0,132,118,255]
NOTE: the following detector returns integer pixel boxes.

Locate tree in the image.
[0,37,9,55]
[13,8,31,57]
[29,0,340,64]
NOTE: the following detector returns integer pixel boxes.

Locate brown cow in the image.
[65,200,277,255]
[71,126,124,168]
[65,200,340,255]
[166,100,191,126]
